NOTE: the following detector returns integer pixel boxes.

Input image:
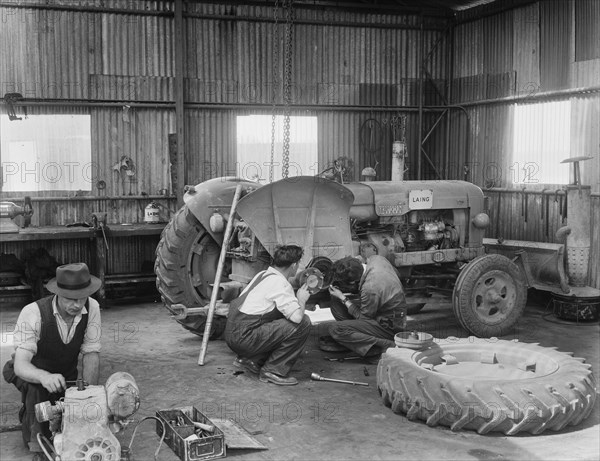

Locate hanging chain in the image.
[400,114,407,144]
[269,0,281,183]
[281,0,294,179]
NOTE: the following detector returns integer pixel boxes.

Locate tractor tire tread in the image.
[376,337,596,435]
[155,205,224,339]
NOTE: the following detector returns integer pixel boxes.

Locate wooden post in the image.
[198,184,243,365]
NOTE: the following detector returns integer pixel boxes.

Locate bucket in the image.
[394,331,434,350]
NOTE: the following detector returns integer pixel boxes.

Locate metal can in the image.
[144,202,160,223]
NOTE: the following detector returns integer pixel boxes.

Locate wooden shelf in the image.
[0,223,166,241]
[0,224,166,307]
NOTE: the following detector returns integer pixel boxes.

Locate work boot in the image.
[259,370,298,386]
[233,356,260,375]
[318,336,349,353]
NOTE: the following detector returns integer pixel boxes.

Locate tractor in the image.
[154,176,571,338]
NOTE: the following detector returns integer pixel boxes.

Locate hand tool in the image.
[310,372,369,386]
[193,421,215,433]
[323,356,361,362]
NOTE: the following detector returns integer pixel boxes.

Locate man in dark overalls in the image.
[224,245,311,386]
[325,245,407,358]
[3,263,102,459]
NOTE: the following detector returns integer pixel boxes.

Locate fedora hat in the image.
[45,263,102,298]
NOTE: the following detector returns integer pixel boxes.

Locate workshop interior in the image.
[0,0,599,460]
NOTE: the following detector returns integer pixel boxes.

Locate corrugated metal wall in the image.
[0,1,447,277]
[540,0,571,91]
[452,1,600,288]
[2,1,597,287]
[1,2,447,192]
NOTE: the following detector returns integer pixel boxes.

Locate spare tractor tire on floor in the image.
[155,205,225,339]
[377,337,597,435]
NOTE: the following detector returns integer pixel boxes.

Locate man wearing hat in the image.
[3,263,102,458]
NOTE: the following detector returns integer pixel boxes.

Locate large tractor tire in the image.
[377,337,597,435]
[453,254,526,337]
[155,206,226,338]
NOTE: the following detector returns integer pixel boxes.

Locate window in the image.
[236,115,318,184]
[512,101,570,185]
[1,114,92,192]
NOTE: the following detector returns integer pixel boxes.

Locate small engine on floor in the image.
[35,372,140,461]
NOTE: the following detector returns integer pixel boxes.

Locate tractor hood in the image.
[345,180,485,221]
[236,176,355,266]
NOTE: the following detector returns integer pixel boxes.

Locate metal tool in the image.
[323,356,361,362]
[91,212,109,251]
[310,372,369,387]
[193,421,214,433]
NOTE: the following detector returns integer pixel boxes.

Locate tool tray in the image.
[156,406,225,461]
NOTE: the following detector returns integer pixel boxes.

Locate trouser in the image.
[327,299,396,356]
[2,359,62,451]
[224,308,311,376]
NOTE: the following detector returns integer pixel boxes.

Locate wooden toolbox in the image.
[156,406,225,461]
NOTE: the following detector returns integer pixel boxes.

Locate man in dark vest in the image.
[3,263,102,458]
[224,245,311,386]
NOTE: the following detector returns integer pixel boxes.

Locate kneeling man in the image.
[225,245,311,386]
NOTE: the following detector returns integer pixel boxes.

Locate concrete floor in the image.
[1,295,598,461]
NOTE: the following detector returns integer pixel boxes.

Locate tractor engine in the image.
[352,209,461,254]
[35,372,140,461]
[343,181,487,263]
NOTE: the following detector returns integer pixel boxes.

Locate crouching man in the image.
[326,245,407,358]
[224,245,311,386]
[3,263,101,458]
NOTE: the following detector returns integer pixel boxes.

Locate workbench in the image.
[0,223,166,306]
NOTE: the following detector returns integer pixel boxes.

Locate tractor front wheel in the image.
[452,254,526,337]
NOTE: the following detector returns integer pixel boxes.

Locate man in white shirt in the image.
[2,263,101,458]
[224,245,311,386]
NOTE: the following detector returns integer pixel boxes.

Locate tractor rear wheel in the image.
[453,254,526,337]
[155,206,226,338]
[377,337,597,435]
